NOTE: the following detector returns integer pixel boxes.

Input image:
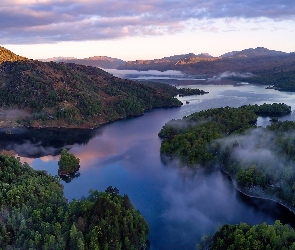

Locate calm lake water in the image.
[2,77,295,249]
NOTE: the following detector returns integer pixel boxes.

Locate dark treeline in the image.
[230,70,295,92]
[198,221,295,250]
[159,103,291,165]
[0,155,149,249]
[177,88,208,97]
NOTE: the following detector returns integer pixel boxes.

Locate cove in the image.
[3,82,295,250]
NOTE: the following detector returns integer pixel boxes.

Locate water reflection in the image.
[0,127,97,158]
[1,83,295,250]
[60,171,81,183]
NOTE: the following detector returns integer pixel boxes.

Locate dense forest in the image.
[0,58,182,128]
[0,154,149,249]
[160,103,295,248]
[158,103,295,210]
[230,70,295,92]
[220,120,295,209]
[197,221,295,250]
[159,103,291,165]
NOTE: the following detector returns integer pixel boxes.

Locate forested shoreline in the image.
[0,60,182,129]
[198,221,295,250]
[159,103,295,210]
[159,103,295,249]
[0,155,149,249]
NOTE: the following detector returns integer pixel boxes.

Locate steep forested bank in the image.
[159,103,295,210]
[0,155,149,249]
[0,60,183,129]
[159,103,291,165]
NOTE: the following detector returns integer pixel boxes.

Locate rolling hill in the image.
[0,47,182,129]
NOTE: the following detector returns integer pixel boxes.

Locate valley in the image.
[1,46,295,249]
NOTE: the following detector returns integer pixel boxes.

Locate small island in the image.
[178,87,209,97]
[58,148,80,175]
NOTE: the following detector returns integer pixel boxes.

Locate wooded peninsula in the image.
[159,103,295,248]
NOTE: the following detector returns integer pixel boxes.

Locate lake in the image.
[2,73,295,250]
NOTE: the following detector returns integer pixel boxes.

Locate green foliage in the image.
[58,149,80,175]
[159,105,259,165]
[0,154,68,249]
[208,221,295,250]
[244,70,295,92]
[159,103,295,209]
[220,120,295,205]
[178,88,208,96]
[0,155,149,249]
[159,103,291,166]
[254,103,291,116]
[69,188,149,250]
[0,61,182,128]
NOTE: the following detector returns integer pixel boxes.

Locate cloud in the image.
[0,0,294,44]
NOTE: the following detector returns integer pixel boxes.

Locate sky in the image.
[1,0,295,60]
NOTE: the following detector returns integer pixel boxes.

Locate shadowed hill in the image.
[119,47,293,74]
[0,47,182,129]
[119,47,295,91]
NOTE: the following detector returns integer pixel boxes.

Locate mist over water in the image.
[104,69,205,81]
[4,80,295,249]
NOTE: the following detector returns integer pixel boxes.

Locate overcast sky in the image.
[2,0,295,60]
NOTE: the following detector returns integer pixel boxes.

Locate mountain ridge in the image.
[40,55,126,69]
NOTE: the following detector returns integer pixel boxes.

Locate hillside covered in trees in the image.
[159,103,291,165]
[0,47,182,129]
[159,103,295,211]
[0,154,149,249]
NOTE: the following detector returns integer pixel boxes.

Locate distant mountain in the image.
[161,53,196,61]
[41,56,76,62]
[0,46,28,63]
[119,52,213,71]
[221,47,287,58]
[119,47,292,72]
[118,47,295,91]
[41,56,126,69]
[0,47,182,129]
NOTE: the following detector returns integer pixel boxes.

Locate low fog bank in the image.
[104,69,202,81]
[217,127,295,187]
[209,71,254,81]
